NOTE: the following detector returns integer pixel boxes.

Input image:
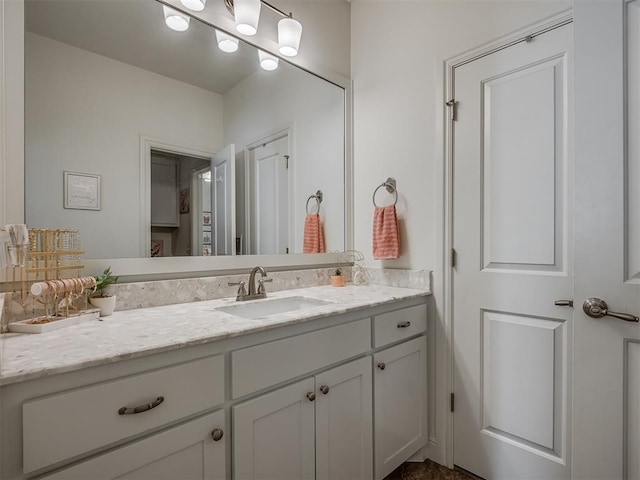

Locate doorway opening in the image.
[150,149,209,257]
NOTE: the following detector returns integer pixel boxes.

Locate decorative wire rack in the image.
[2,228,96,332]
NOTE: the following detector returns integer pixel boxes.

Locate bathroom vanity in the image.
[0,285,429,480]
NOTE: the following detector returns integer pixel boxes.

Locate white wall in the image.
[351,0,571,270]
[25,33,224,258]
[351,0,571,465]
[223,65,345,253]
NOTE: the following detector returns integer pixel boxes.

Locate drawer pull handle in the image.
[118,396,164,415]
[320,385,330,395]
[397,321,411,328]
[306,392,316,402]
[211,428,224,442]
[377,362,386,371]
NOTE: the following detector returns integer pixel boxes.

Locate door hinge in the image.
[446,99,458,121]
[284,154,290,169]
[451,248,457,268]
[450,393,455,412]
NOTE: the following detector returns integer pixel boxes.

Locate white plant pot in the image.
[89,295,117,317]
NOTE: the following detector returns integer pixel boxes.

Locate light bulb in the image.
[259,50,279,71]
[163,6,190,32]
[215,30,239,53]
[234,0,261,36]
[180,0,205,11]
[278,16,302,57]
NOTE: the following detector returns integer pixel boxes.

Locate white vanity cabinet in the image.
[40,409,226,480]
[0,296,429,480]
[233,357,373,480]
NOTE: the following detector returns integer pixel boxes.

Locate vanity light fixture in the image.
[163,5,190,31]
[215,29,239,53]
[225,0,302,56]
[277,16,302,57]
[233,0,261,35]
[258,49,279,71]
[180,0,206,11]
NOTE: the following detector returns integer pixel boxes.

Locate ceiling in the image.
[25,0,260,94]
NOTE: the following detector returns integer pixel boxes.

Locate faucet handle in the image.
[228,281,247,297]
[257,278,273,295]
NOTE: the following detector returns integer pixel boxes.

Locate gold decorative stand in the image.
[3,228,98,333]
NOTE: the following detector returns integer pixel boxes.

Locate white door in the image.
[452,23,573,478]
[233,378,315,480]
[247,135,290,255]
[315,357,373,480]
[211,143,235,255]
[572,1,640,478]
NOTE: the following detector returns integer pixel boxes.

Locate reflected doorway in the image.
[150,150,209,257]
[245,131,292,255]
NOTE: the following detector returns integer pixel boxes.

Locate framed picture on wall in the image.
[202,212,211,225]
[63,172,101,210]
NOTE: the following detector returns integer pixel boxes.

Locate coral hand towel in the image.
[303,214,325,253]
[373,205,400,259]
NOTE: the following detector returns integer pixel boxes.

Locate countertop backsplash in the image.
[0,267,431,329]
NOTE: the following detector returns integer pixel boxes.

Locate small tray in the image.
[8,309,101,334]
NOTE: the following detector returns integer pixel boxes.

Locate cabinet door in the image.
[233,378,315,480]
[151,155,179,227]
[41,410,226,480]
[315,356,373,480]
[373,336,428,480]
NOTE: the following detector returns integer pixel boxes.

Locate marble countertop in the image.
[0,284,429,386]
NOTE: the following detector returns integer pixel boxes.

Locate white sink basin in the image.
[216,296,332,320]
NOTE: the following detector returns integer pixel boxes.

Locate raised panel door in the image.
[41,410,226,480]
[315,356,373,480]
[373,336,427,480]
[233,377,315,480]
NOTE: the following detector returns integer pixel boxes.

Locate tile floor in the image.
[385,460,479,480]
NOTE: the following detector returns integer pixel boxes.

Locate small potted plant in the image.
[330,268,345,287]
[89,267,119,316]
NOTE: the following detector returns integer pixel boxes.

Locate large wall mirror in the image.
[24,0,346,264]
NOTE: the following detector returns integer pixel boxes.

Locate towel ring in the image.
[306,190,323,214]
[372,178,398,207]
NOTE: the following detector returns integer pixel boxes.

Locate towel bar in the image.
[372,178,398,207]
[306,190,323,214]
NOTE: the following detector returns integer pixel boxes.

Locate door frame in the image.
[139,135,215,257]
[243,126,294,255]
[440,10,573,468]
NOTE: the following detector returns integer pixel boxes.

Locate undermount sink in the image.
[216,296,332,320]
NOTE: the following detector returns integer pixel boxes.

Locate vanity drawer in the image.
[231,318,371,398]
[23,355,224,474]
[373,304,427,348]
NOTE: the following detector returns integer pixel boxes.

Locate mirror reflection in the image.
[24,0,345,259]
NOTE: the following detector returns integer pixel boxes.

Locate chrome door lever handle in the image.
[582,298,639,323]
[554,300,573,307]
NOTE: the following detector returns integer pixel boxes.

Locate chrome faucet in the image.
[229,266,273,301]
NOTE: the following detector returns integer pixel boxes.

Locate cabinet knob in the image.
[306,392,316,402]
[397,321,411,328]
[377,362,386,371]
[211,428,224,442]
[319,385,330,395]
